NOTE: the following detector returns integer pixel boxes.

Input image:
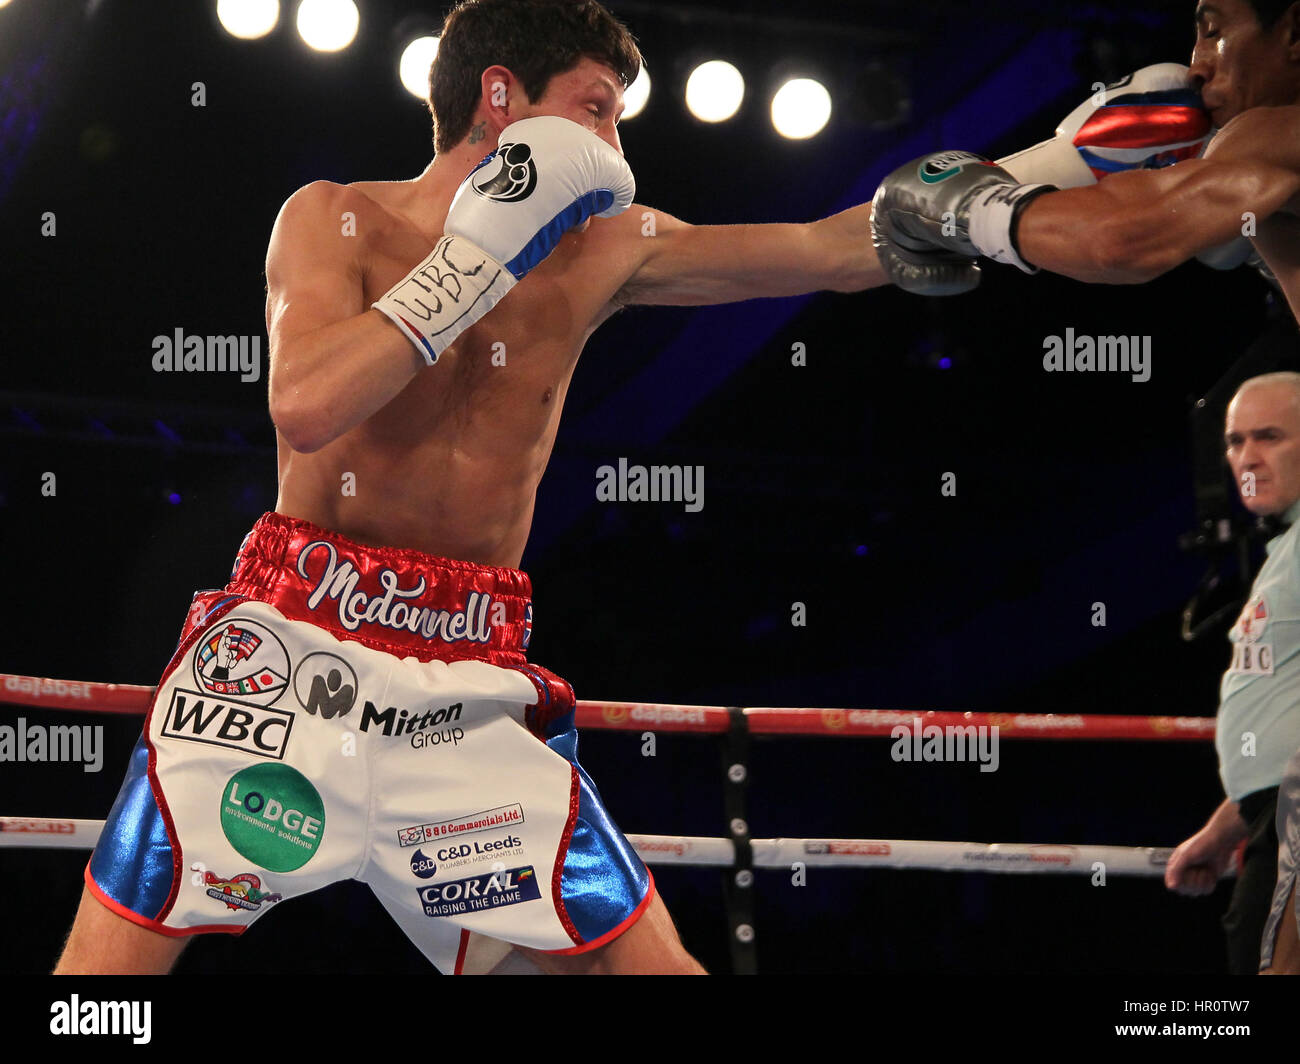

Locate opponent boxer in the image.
[870,0,1300,975]
[53,0,908,977]
[871,0,1300,320]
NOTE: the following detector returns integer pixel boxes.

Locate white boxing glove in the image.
[374,116,636,364]
[997,63,1257,271]
[997,62,1211,188]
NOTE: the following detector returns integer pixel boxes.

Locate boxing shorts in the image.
[1261,750,1300,970]
[87,511,653,972]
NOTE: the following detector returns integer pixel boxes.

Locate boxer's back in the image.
[271,176,640,567]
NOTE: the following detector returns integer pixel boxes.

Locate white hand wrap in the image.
[966,183,1054,274]
[373,236,514,366]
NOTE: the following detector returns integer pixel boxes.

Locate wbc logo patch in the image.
[1229,594,1273,676]
[193,617,291,705]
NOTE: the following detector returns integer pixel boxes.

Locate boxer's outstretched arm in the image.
[266,181,425,454]
[1016,106,1300,285]
[614,202,886,307]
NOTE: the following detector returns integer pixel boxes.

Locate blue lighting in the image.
[938,356,952,369]
[854,544,868,557]
[167,492,181,505]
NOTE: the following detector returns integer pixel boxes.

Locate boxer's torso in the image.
[273,178,644,568]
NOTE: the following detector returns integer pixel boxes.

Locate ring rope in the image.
[0,817,1175,875]
[0,674,1216,741]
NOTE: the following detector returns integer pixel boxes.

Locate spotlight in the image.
[216,0,280,40]
[399,35,439,99]
[622,64,650,120]
[685,60,744,123]
[771,78,832,139]
[296,0,359,53]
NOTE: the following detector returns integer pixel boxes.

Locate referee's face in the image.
[1225,381,1300,516]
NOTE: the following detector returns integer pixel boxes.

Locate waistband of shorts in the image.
[225,511,533,664]
[1238,785,1280,826]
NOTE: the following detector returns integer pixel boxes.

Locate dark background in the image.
[2,0,1298,975]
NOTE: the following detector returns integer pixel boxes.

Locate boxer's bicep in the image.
[617,210,842,306]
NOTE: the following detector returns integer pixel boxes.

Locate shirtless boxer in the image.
[53,0,902,976]
[870,0,1300,974]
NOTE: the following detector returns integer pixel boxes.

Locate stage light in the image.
[296,0,358,53]
[622,64,650,120]
[685,60,744,123]
[216,0,280,40]
[771,77,832,139]
[399,35,439,99]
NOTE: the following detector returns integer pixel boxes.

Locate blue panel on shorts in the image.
[89,736,176,921]
[545,721,650,944]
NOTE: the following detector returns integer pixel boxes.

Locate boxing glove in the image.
[872,151,1055,293]
[374,116,636,364]
[998,62,1211,187]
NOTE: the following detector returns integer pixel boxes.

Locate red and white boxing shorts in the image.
[87,511,653,972]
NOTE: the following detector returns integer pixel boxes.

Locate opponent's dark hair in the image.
[1242,0,1300,29]
[429,0,641,154]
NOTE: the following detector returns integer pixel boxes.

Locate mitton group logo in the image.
[293,651,358,719]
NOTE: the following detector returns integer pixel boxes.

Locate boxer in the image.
[55,0,895,976]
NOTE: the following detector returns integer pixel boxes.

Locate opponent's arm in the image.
[1016,149,1299,284]
[873,107,1300,290]
[266,181,424,455]
[614,201,887,307]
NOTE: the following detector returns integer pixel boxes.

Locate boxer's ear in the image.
[479,65,521,138]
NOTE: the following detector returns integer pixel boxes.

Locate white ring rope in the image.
[0,818,1175,875]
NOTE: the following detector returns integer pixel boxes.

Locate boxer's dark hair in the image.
[1242,0,1300,29]
[429,0,641,153]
